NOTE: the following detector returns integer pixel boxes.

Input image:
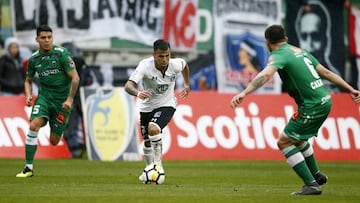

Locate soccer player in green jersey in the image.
[230,24,360,195]
[16,25,80,177]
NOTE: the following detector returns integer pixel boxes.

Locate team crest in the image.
[82,87,140,161]
[68,56,76,68]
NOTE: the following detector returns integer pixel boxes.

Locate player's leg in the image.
[16,117,46,177]
[294,104,330,186]
[277,134,321,195]
[140,112,153,166]
[49,104,73,146]
[138,112,153,182]
[295,141,327,185]
[278,135,317,185]
[148,107,176,166]
[16,98,49,178]
[148,122,162,166]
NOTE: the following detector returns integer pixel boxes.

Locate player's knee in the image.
[277,133,293,150]
[276,139,283,150]
[29,120,43,132]
[148,124,160,136]
[50,134,61,145]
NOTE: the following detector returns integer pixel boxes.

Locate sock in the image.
[25,130,38,168]
[297,142,319,175]
[143,145,153,166]
[149,134,162,166]
[282,145,316,185]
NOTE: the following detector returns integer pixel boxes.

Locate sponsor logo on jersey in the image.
[38,68,60,77]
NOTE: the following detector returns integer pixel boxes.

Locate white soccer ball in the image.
[141,164,165,185]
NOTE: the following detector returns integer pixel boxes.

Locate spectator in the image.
[0,37,26,95]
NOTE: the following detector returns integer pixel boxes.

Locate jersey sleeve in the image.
[267,54,286,70]
[129,60,146,84]
[58,47,76,72]
[173,58,187,72]
[26,57,36,78]
[304,51,320,67]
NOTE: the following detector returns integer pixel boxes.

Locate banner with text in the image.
[11,0,197,51]
[2,93,360,161]
[0,96,71,158]
[153,92,360,161]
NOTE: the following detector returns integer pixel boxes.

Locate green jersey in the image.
[268,43,330,107]
[27,45,76,102]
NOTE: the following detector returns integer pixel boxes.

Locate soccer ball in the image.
[140,164,165,184]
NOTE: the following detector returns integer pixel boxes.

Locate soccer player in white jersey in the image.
[125,39,190,181]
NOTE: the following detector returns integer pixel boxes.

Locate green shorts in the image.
[284,101,332,141]
[30,95,72,137]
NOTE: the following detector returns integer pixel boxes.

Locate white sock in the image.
[25,164,33,170]
[143,145,153,166]
[149,134,162,166]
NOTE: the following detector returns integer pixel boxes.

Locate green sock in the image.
[25,144,37,164]
[297,142,319,175]
[25,130,39,165]
[292,162,316,184]
[282,145,316,184]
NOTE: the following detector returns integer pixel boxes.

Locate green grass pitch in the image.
[0,159,359,203]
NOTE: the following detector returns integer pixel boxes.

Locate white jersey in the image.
[129,56,186,112]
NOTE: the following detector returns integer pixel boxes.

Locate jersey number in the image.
[32,105,40,114]
[304,57,320,79]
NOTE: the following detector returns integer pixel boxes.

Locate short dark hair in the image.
[36,25,52,36]
[265,24,286,44]
[153,39,170,51]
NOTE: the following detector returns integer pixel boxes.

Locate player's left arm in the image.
[316,64,360,103]
[63,56,80,110]
[230,65,277,108]
[180,63,190,99]
[67,69,80,99]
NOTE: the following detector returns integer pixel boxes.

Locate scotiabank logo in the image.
[161,93,360,161]
[171,103,360,150]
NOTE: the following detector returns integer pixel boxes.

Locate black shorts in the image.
[140,107,176,140]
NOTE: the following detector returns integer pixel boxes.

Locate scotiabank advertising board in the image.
[159,92,360,161]
[1,93,359,161]
[0,96,71,158]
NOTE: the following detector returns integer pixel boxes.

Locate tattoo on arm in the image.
[68,80,79,99]
[251,76,266,88]
[125,81,138,96]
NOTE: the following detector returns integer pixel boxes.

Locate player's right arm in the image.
[125,62,151,100]
[124,80,151,100]
[124,80,139,97]
[230,65,277,108]
[24,77,33,106]
[24,57,36,107]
